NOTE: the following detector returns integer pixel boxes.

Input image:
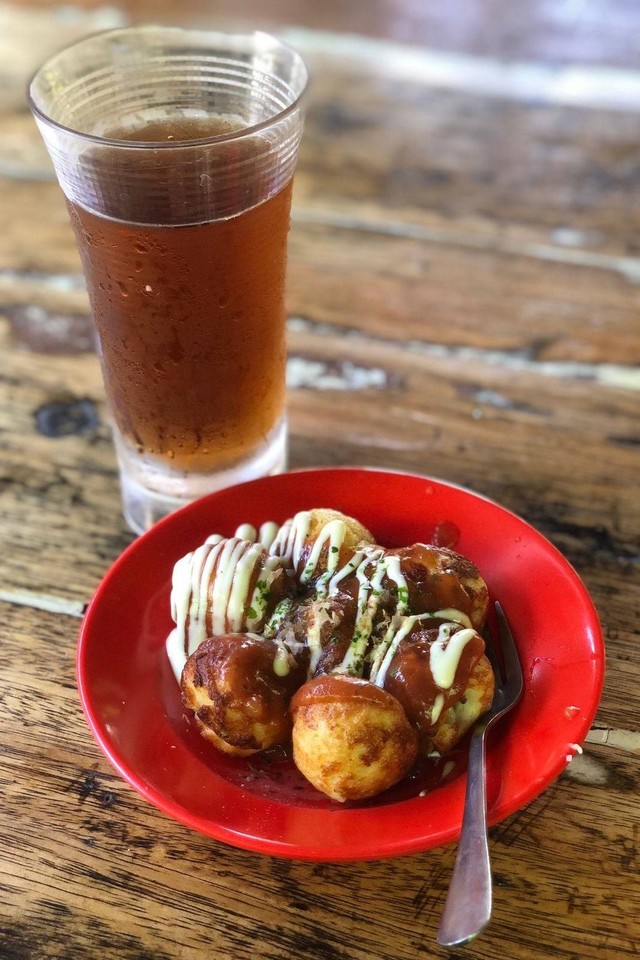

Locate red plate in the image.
[77,468,604,861]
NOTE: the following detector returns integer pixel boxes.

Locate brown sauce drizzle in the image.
[383,626,485,746]
[291,674,397,711]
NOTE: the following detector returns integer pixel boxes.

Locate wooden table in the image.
[1,2,638,957]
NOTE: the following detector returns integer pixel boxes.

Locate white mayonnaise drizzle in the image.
[369,606,471,685]
[270,512,352,586]
[371,613,428,687]
[335,549,384,675]
[233,523,256,542]
[166,627,187,683]
[270,511,311,571]
[325,549,366,594]
[258,521,280,550]
[370,608,477,690]
[206,520,281,550]
[429,608,473,629]
[304,605,327,675]
[167,519,284,681]
[431,693,446,724]
[262,597,294,638]
[300,519,347,584]
[230,520,280,550]
[430,624,476,689]
[273,639,294,677]
[169,537,285,660]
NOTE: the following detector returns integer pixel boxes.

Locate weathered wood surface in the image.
[1,1,639,958]
[7,5,640,261]
[1,603,638,960]
[11,0,640,67]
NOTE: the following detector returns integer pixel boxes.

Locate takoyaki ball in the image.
[282,586,360,677]
[181,633,307,757]
[382,626,492,754]
[387,544,489,629]
[431,655,495,754]
[271,508,375,585]
[171,538,296,658]
[291,675,418,802]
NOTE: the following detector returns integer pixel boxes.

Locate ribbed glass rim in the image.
[28,25,309,150]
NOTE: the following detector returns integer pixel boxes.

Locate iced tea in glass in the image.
[30,27,307,533]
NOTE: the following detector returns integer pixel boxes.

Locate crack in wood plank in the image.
[0,589,86,618]
[291,207,640,284]
[283,26,640,112]
[288,316,640,390]
[0,268,86,291]
[3,193,640,286]
[586,725,640,753]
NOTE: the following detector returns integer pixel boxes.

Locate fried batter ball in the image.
[291,674,418,801]
[271,508,375,585]
[181,633,307,757]
[430,655,495,754]
[172,507,497,803]
[386,544,489,629]
[282,586,361,677]
[382,624,494,754]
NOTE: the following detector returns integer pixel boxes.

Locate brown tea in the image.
[68,115,292,474]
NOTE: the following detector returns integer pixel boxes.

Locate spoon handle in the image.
[437,727,492,948]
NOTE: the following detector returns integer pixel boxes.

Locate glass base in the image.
[115,419,287,535]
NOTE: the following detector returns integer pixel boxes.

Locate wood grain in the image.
[7,7,640,261]
[9,0,640,68]
[1,2,639,959]
[3,177,640,365]
[1,212,638,724]
[1,291,638,734]
[1,603,638,960]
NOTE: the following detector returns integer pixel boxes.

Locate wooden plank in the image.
[1,273,637,731]
[1,201,637,735]
[5,8,640,260]
[2,179,640,367]
[1,5,638,959]
[0,601,638,960]
[3,238,639,581]
[288,220,640,366]
[9,0,640,69]
[293,58,640,258]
